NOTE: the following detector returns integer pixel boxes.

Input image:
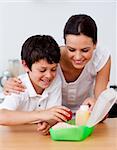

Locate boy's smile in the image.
[24,59,58,94]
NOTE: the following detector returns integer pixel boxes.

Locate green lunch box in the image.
[49,119,94,141]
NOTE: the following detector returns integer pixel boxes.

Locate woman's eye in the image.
[51,68,57,71]
[68,48,75,52]
[81,49,89,52]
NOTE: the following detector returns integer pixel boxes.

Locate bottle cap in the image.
[80,105,89,111]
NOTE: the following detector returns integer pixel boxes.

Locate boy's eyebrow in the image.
[40,66,47,68]
[40,65,57,69]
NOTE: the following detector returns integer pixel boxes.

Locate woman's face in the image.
[65,34,96,69]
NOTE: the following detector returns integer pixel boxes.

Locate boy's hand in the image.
[39,106,71,122]
[82,97,96,111]
[4,77,26,95]
[37,119,59,135]
[37,122,51,135]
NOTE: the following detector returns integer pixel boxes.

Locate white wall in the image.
[0,0,116,85]
[116,1,117,84]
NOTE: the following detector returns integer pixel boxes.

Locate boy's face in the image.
[23,59,58,93]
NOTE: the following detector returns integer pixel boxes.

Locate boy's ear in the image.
[21,60,30,72]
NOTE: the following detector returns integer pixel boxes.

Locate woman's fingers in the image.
[13,78,22,83]
[4,90,11,95]
[12,78,26,90]
[4,84,23,94]
[4,77,26,94]
[82,97,96,111]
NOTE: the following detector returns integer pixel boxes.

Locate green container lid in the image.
[50,119,94,141]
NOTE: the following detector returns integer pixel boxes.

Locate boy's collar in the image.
[23,73,48,98]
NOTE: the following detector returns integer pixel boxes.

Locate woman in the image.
[4,14,111,134]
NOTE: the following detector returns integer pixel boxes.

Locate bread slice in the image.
[52,122,77,130]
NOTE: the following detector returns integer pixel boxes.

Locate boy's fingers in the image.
[38,130,50,136]
[37,122,50,135]
[37,122,49,131]
[53,108,71,118]
[42,125,51,133]
[53,112,67,122]
[58,106,71,111]
[43,130,50,135]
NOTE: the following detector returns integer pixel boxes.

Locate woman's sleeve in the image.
[93,46,111,72]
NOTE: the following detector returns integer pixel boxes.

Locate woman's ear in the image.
[93,43,97,50]
[21,60,30,72]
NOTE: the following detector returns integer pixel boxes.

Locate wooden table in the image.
[0,118,117,150]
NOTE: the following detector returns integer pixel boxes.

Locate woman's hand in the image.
[4,77,26,95]
[82,97,96,111]
[83,97,108,122]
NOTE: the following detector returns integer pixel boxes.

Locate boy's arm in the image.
[0,91,43,125]
[0,106,71,126]
[0,109,42,125]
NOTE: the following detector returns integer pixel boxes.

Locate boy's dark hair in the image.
[21,35,60,70]
[64,14,97,44]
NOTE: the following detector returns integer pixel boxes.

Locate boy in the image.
[0,35,70,126]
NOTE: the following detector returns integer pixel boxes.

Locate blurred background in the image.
[0,0,116,87]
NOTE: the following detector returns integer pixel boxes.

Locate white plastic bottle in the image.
[75,105,90,126]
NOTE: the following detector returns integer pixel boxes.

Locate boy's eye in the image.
[39,69,46,72]
[38,68,57,72]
